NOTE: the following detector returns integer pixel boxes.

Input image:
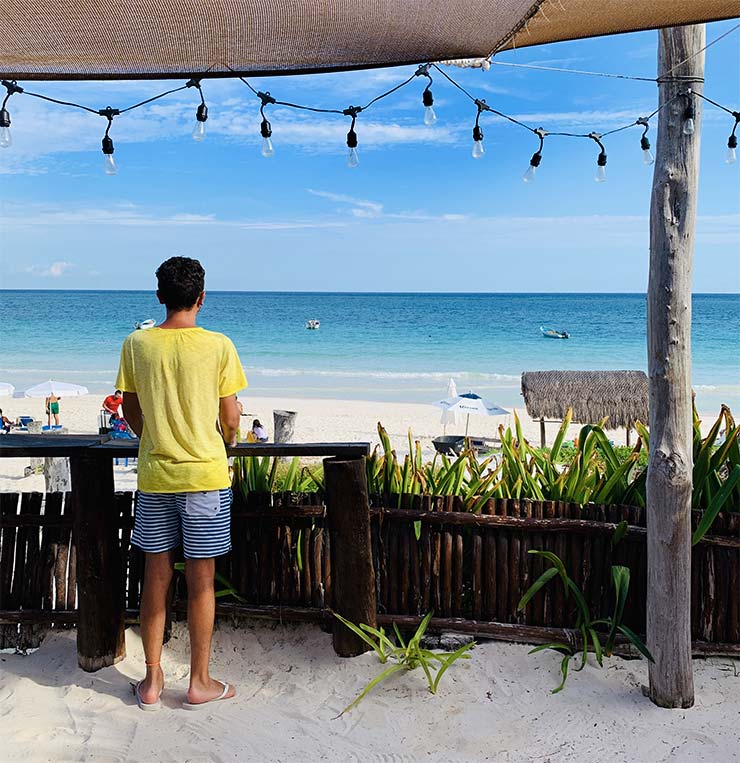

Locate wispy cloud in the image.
[0,202,346,230]
[307,189,384,218]
[25,260,75,277]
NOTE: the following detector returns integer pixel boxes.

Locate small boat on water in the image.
[540,326,569,339]
[134,319,156,330]
[305,319,320,330]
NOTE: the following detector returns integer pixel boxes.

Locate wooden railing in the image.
[0,435,373,669]
[1,435,738,671]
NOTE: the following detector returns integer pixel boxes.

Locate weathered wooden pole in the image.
[70,454,126,671]
[323,456,377,656]
[646,23,704,708]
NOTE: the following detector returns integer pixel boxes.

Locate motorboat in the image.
[540,326,569,339]
[134,319,156,330]
[305,319,320,330]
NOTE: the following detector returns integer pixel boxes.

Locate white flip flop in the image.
[182,680,233,711]
[133,680,162,712]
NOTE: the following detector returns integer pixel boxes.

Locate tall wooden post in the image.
[71,454,126,671]
[646,24,704,708]
[324,456,377,656]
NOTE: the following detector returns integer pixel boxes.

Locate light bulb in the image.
[683,117,695,136]
[727,146,737,165]
[347,146,359,168]
[424,105,437,126]
[522,164,536,183]
[261,136,274,158]
[104,153,118,175]
[642,147,655,165]
[0,108,11,148]
[192,120,206,142]
[594,164,606,183]
[472,140,484,159]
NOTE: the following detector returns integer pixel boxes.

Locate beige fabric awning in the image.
[1,0,738,80]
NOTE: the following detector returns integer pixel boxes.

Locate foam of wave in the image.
[247,367,521,382]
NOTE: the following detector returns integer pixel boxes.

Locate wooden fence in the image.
[1,487,738,655]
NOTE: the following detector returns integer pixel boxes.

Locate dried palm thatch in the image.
[521,370,648,430]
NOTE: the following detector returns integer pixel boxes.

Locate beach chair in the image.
[432,435,465,456]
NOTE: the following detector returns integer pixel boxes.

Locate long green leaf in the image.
[517,567,559,611]
[692,464,740,544]
[431,641,475,693]
[338,663,407,716]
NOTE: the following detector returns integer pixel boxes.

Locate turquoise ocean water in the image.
[0,291,738,412]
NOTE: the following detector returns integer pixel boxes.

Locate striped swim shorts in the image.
[132,488,232,559]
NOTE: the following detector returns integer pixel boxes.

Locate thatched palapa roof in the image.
[521,370,649,430]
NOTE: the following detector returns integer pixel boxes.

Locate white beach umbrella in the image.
[0,382,15,397]
[23,379,89,397]
[433,391,510,436]
[440,378,458,433]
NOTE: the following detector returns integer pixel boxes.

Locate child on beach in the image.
[116,256,247,711]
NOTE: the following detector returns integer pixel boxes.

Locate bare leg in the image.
[185,557,236,704]
[53,414,60,426]
[139,550,174,703]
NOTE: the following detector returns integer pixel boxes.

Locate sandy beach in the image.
[1,621,738,762]
[1,391,664,494]
[0,392,725,494]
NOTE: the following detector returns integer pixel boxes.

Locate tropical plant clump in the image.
[332,610,474,715]
[231,406,740,531]
[517,550,653,693]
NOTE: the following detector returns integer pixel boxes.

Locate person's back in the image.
[119,327,243,491]
[116,256,246,712]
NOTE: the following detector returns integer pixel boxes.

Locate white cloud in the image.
[0,201,346,230]
[307,189,384,218]
[25,260,75,277]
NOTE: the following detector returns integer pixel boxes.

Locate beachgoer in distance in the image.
[0,409,11,434]
[116,256,247,711]
[45,394,60,426]
[251,419,268,442]
[103,389,123,423]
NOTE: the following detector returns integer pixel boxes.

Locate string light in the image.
[99,106,119,175]
[0,80,23,149]
[682,91,696,136]
[186,79,208,142]
[637,117,654,166]
[589,133,607,182]
[727,115,738,164]
[0,63,737,176]
[415,65,437,126]
[257,91,276,157]
[523,128,545,183]
[344,106,361,168]
[472,99,488,159]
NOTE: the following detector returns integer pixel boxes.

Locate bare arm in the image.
[219,394,240,447]
[122,392,143,438]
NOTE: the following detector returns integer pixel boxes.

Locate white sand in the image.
[0,392,678,494]
[1,621,738,762]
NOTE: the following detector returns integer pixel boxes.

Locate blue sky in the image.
[0,21,738,293]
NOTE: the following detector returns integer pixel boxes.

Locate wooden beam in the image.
[70,454,126,671]
[323,457,377,656]
[647,23,705,709]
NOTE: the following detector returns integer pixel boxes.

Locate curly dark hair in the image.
[155,257,205,311]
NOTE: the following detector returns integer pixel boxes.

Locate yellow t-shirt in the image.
[115,327,247,493]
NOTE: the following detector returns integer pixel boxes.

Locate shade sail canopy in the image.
[1,0,737,80]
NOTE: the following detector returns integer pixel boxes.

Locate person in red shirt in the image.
[102,389,123,423]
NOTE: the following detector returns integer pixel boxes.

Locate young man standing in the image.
[116,256,246,710]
